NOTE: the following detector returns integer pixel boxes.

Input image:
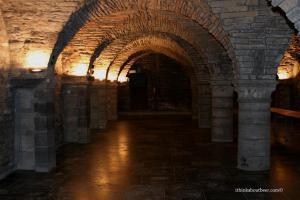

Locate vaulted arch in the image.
[102,35,203,81]
[59,10,232,82]
[0,10,10,71]
[271,0,300,33]
[49,0,235,77]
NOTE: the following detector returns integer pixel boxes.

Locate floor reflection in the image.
[0,117,300,200]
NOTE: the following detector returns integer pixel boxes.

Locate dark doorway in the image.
[129,70,148,110]
[119,53,192,113]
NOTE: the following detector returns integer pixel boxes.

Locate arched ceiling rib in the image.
[60,10,232,80]
[109,45,193,81]
[0,10,10,71]
[49,0,234,78]
[116,50,197,83]
[98,34,206,82]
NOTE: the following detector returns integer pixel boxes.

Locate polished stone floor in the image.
[0,116,300,200]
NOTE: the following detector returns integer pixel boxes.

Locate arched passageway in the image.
[1,2,300,199]
[43,0,292,173]
[118,53,193,113]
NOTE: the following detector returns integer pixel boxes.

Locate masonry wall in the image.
[62,83,90,143]
[0,9,12,178]
[0,0,84,72]
[90,82,108,129]
[206,0,292,80]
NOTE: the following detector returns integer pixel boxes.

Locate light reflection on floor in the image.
[0,117,300,200]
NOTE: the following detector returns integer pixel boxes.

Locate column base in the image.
[237,156,270,171]
[0,165,15,180]
[236,80,275,172]
[212,138,233,143]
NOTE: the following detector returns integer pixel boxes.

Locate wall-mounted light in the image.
[29,68,44,73]
[25,50,50,72]
[93,69,107,81]
[277,64,297,80]
[129,69,137,74]
[70,63,88,76]
[277,54,300,80]
[107,73,118,82]
[277,70,290,80]
[118,76,128,83]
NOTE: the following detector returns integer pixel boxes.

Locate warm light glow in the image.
[277,70,290,80]
[107,73,118,82]
[30,68,44,73]
[70,63,88,76]
[129,69,137,74]
[277,64,299,80]
[277,53,300,80]
[93,69,107,80]
[25,50,50,69]
[117,76,128,83]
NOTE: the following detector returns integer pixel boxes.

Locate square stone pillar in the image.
[198,82,211,128]
[118,82,130,112]
[12,78,56,172]
[34,81,56,172]
[62,83,90,144]
[106,82,118,121]
[211,81,234,142]
[236,81,276,171]
[90,81,107,129]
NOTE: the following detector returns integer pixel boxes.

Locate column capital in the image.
[90,80,107,88]
[210,80,232,86]
[234,80,277,102]
[211,81,234,98]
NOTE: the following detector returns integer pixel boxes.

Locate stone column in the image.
[106,83,118,121]
[12,78,56,173]
[118,82,130,112]
[90,81,107,129]
[198,82,211,128]
[62,83,89,144]
[211,81,233,142]
[237,81,276,171]
[191,83,199,120]
[34,81,56,172]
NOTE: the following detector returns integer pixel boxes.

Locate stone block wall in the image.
[62,83,89,144]
[207,0,292,80]
[33,81,56,172]
[272,0,300,33]
[14,89,35,170]
[0,97,13,178]
[198,83,212,128]
[90,82,107,129]
[6,78,56,173]
[0,9,12,178]
[0,0,85,72]
[106,83,118,120]
[118,83,130,112]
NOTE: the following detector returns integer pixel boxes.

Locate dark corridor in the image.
[122,53,192,112]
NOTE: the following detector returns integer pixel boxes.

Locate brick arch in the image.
[0,10,10,71]
[271,0,300,33]
[117,51,155,82]
[49,0,235,76]
[95,35,206,82]
[118,48,197,80]
[117,50,197,82]
[115,49,203,121]
[0,8,11,175]
[61,10,231,80]
[89,32,206,81]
